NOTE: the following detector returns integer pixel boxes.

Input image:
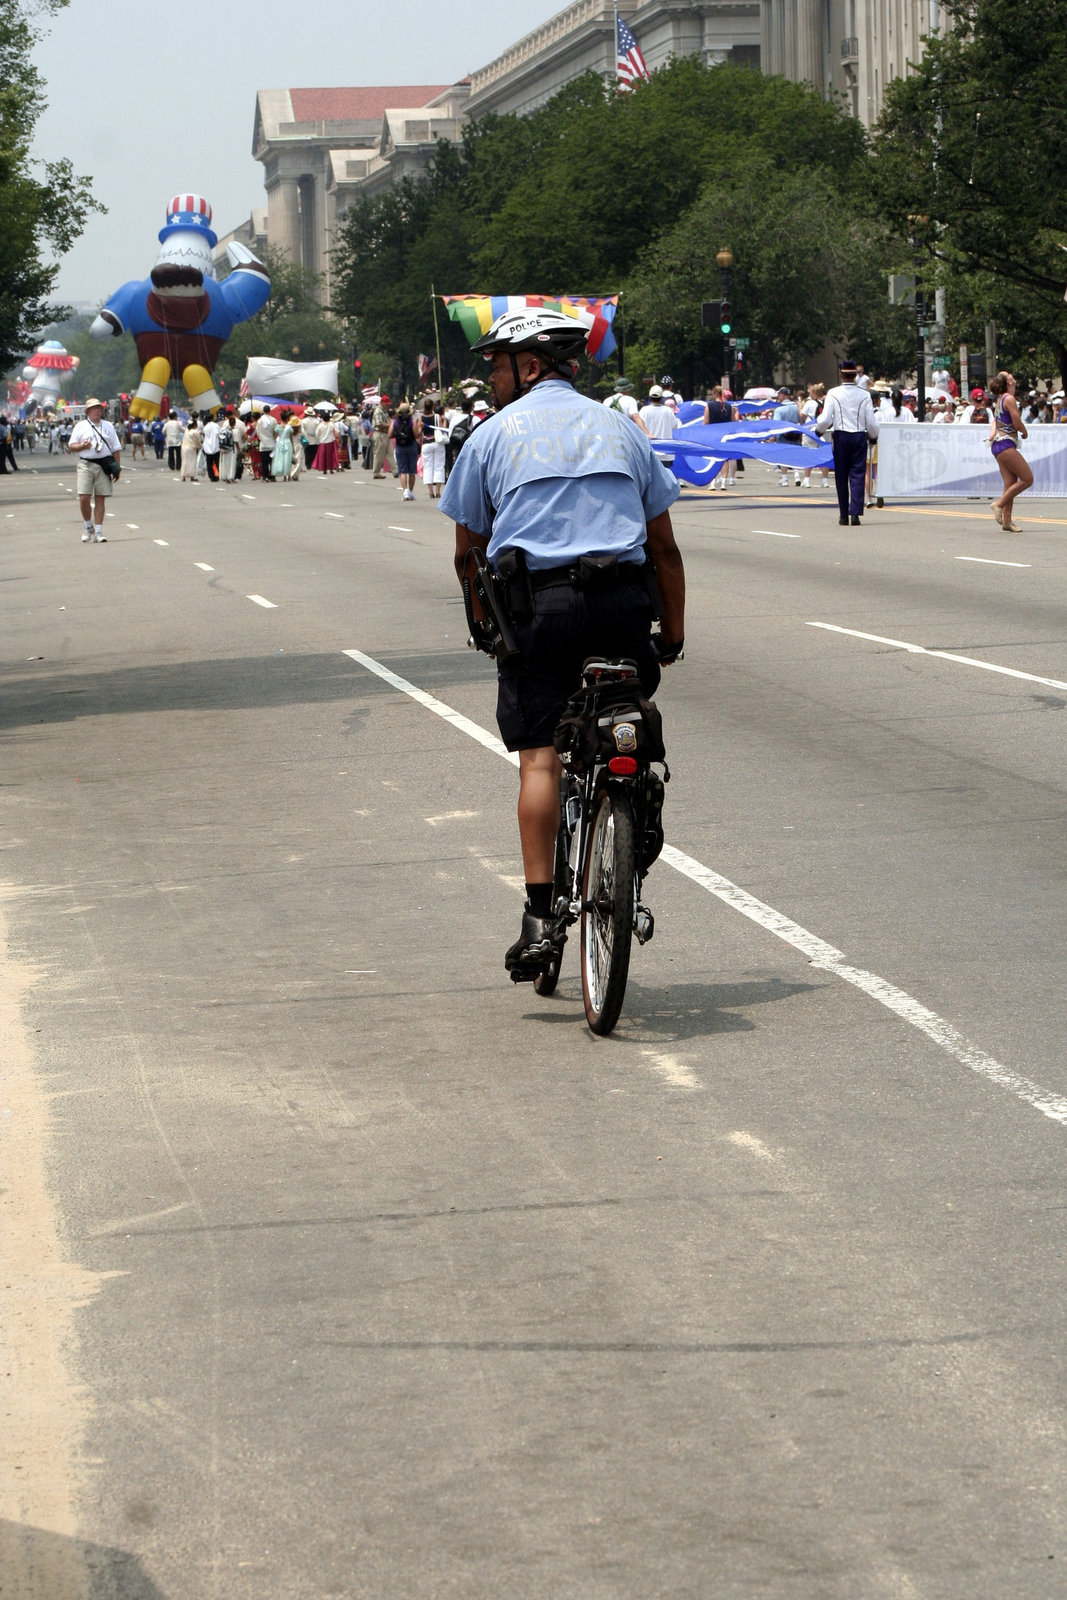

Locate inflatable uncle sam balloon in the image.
[90,193,270,418]
[22,341,79,411]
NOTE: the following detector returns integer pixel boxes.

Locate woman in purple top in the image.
[988,371,1032,530]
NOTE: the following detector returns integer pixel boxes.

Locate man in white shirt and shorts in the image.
[68,398,122,542]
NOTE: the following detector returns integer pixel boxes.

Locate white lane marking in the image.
[475,855,526,896]
[86,1202,190,1239]
[807,622,1067,692]
[279,503,294,507]
[153,539,169,547]
[388,525,413,532]
[126,523,139,530]
[342,649,519,766]
[658,843,1067,1127]
[955,556,1031,568]
[240,494,255,501]
[426,810,480,826]
[324,512,345,520]
[753,529,801,538]
[342,645,1067,1129]
[728,1130,783,1163]
[642,1050,702,1090]
[345,969,378,975]
[194,563,214,572]
[246,595,277,609]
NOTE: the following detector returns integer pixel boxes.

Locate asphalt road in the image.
[3,447,1067,1599]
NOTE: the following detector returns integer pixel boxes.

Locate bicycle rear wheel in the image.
[580,788,636,1035]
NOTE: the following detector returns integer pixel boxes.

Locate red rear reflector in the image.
[608,756,638,775]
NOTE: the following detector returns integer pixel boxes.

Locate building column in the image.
[796,0,823,87]
[269,175,301,265]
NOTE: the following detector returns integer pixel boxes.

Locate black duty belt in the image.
[528,562,640,594]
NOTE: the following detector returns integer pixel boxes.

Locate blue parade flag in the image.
[653,419,833,486]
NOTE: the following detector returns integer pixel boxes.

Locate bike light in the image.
[608,756,639,775]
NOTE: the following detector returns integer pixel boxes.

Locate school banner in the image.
[877,424,1067,498]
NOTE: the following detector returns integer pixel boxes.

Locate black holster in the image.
[495,547,534,623]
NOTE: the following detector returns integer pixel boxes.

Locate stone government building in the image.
[222,0,934,302]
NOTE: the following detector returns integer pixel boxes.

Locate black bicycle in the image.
[533,658,668,1036]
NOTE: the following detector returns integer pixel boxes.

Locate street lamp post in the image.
[715,247,733,391]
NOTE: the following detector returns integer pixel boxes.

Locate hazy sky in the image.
[30,0,566,305]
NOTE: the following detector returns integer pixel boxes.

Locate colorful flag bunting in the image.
[440,294,619,364]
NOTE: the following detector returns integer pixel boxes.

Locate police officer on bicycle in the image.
[440,308,685,978]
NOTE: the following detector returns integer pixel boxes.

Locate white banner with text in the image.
[877,424,1067,498]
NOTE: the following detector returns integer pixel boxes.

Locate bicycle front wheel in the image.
[580,788,636,1035]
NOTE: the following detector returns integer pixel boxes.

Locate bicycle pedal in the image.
[634,905,655,945]
[509,966,541,984]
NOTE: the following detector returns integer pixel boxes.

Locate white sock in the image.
[93,525,102,535]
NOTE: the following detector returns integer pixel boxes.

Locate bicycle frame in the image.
[551,660,659,946]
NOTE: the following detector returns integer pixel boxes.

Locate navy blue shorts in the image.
[394,443,419,474]
[495,579,660,752]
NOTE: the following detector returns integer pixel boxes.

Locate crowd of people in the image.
[127,391,502,495]
[0,411,84,464]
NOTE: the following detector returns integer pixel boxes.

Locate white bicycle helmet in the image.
[470,308,588,403]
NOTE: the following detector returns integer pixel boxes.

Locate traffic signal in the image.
[719,300,732,335]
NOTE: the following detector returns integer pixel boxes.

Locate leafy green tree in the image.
[0,1,101,370]
[873,0,1067,377]
[333,56,898,387]
[626,155,912,387]
[473,61,867,289]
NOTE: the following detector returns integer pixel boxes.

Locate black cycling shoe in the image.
[505,906,566,981]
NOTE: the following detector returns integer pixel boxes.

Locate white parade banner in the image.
[877,424,1067,498]
[244,357,339,395]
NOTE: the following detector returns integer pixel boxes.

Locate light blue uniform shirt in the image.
[440,379,680,572]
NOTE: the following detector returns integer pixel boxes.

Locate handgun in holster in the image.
[461,545,522,663]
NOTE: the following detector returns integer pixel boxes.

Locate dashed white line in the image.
[240,494,255,501]
[126,523,140,530]
[153,539,169,547]
[342,643,1067,1129]
[324,512,345,519]
[246,594,277,609]
[807,621,1067,692]
[955,556,1031,568]
[194,563,214,572]
[642,1050,702,1090]
[728,1130,783,1163]
[388,525,413,532]
[753,529,801,538]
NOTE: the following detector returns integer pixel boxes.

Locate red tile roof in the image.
[289,86,453,122]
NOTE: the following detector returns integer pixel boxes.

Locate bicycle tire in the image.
[534,789,571,998]
[580,787,636,1035]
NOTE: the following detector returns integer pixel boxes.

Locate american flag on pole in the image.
[616,14,651,91]
[418,353,438,381]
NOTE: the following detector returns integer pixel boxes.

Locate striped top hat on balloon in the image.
[158,193,218,248]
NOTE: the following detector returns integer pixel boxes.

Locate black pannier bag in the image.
[553,678,665,773]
